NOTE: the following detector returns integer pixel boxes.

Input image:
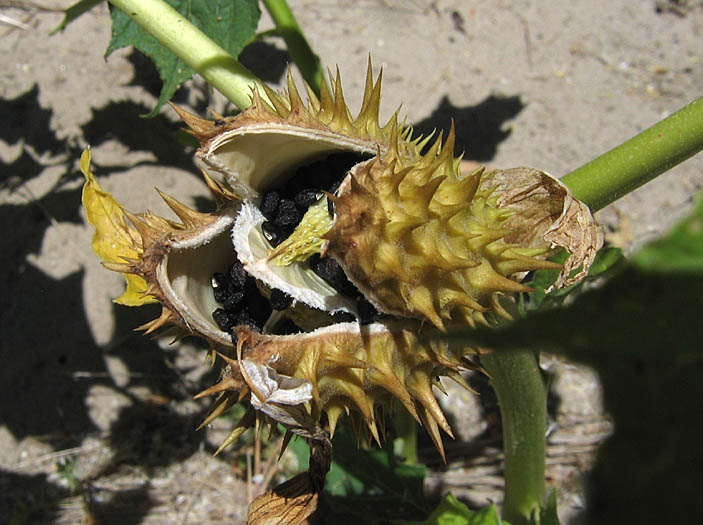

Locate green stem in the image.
[108,0,267,110]
[393,406,418,465]
[481,350,546,525]
[561,97,703,212]
[262,0,323,95]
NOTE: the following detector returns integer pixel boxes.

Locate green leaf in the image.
[520,246,624,312]
[51,0,103,35]
[631,195,703,273]
[106,0,260,117]
[289,427,428,522]
[401,493,507,525]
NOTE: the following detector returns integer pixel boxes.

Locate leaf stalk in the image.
[108,0,267,110]
[262,0,323,95]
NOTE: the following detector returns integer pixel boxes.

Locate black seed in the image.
[234,310,262,333]
[270,288,293,310]
[213,308,233,331]
[212,260,273,336]
[211,272,228,302]
[327,197,335,217]
[356,296,378,325]
[228,261,248,290]
[262,221,284,247]
[273,199,301,229]
[246,285,273,326]
[260,191,281,221]
[214,119,226,126]
[310,255,357,296]
[222,290,245,311]
[294,189,321,212]
[230,330,238,347]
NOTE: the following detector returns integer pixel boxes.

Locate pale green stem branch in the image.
[562,97,703,212]
[108,0,267,110]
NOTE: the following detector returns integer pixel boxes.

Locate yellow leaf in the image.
[80,149,157,307]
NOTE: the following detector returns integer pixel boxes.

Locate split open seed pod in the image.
[81,61,602,461]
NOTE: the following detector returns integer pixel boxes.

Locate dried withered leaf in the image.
[241,358,322,438]
[80,149,157,306]
[486,167,603,289]
[242,359,313,407]
[247,470,318,525]
[544,188,604,289]
[248,438,331,525]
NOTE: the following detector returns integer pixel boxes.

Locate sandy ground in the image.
[1,0,701,523]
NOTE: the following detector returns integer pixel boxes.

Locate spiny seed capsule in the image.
[81,61,602,467]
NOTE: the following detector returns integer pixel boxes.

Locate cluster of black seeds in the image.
[259,152,367,247]
[307,253,382,325]
[212,152,382,338]
[211,260,271,334]
[257,152,383,324]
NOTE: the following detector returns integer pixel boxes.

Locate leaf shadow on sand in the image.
[412,94,525,162]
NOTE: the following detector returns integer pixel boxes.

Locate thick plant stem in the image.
[481,350,546,525]
[108,0,266,110]
[561,97,703,212]
[262,0,323,95]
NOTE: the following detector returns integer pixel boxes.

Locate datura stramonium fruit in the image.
[81,62,602,463]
